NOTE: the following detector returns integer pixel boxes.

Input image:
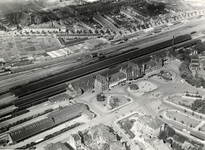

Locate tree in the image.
[88,29,93,33]
[165,126,175,137]
[158,130,167,142]
[95,29,98,34]
[100,30,105,34]
[192,111,195,116]
[194,41,205,54]
[97,93,106,102]
[196,91,199,95]
[184,109,187,113]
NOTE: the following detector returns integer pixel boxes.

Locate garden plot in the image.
[107,95,131,110]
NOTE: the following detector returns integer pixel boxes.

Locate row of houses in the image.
[47,124,126,150]
[67,55,163,97]
[22,26,66,33]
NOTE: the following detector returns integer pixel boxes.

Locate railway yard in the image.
[1,1,205,149]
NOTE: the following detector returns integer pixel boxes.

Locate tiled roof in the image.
[10,118,55,142]
[109,72,126,82]
[49,93,70,102]
[48,103,86,124]
[91,124,116,144]
[121,62,140,73]
[146,60,157,68]
[95,74,108,83]
[138,115,163,130]
[78,76,95,91]
[71,81,81,91]
[67,87,74,92]
[133,56,151,67]
[72,134,81,141]
[100,67,120,77]
[47,141,72,150]
[82,109,94,119]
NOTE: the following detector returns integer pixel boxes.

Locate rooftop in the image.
[49,93,70,102]
[48,103,87,124]
[82,109,94,119]
[91,124,116,144]
[78,76,95,91]
[100,67,120,78]
[10,118,55,143]
[47,141,73,150]
[110,141,126,150]
[72,134,81,141]
[109,71,126,82]
[138,115,164,130]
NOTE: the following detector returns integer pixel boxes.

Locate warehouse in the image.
[13,34,192,97]
[9,118,55,143]
[48,103,92,124]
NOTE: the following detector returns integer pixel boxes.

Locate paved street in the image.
[2,14,205,149]
[2,53,205,150]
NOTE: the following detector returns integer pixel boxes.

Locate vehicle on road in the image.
[180,79,185,84]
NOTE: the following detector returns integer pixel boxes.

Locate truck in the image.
[90,53,98,57]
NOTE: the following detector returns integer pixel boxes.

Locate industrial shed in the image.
[48,103,86,124]
[48,93,71,103]
[9,118,55,143]
[13,84,67,107]
[13,34,191,97]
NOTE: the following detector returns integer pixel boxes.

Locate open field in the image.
[0,36,61,61]
[0,0,75,15]
[166,110,201,128]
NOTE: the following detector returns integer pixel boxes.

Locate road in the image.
[1,16,205,96]
[3,59,205,149]
[13,17,205,97]
[2,16,205,149]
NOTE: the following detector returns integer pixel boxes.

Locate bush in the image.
[97,93,106,102]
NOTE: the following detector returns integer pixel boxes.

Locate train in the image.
[13,34,193,98]
[1,35,199,124]
[3,35,197,117]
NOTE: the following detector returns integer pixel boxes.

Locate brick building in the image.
[145,56,163,73]
[120,62,142,80]
[135,115,164,137]
[95,68,126,91]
